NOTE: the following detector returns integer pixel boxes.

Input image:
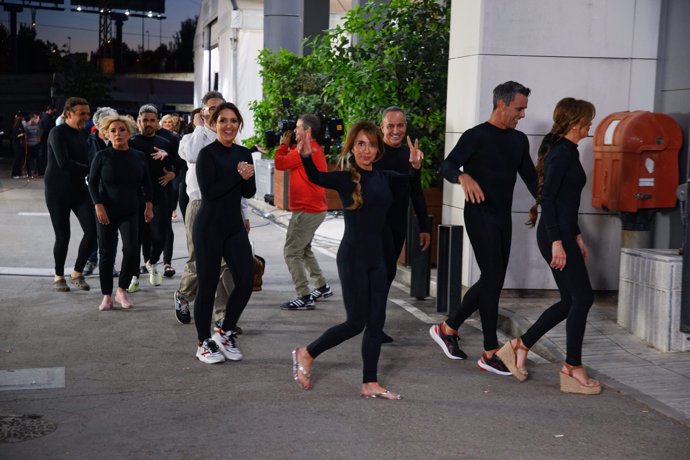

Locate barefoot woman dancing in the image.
[291,121,422,399]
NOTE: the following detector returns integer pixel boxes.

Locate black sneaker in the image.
[174,290,191,324]
[429,323,467,360]
[310,284,333,300]
[280,295,315,310]
[82,260,96,276]
[477,352,512,376]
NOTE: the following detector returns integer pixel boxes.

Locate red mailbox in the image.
[592,111,682,212]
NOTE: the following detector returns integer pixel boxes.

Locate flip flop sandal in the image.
[360,390,402,400]
[292,349,312,390]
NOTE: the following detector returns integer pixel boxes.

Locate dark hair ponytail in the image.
[526,97,596,228]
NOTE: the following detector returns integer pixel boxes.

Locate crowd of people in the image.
[31,81,602,399]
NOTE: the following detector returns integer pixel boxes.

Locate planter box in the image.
[398,186,442,267]
[618,248,689,351]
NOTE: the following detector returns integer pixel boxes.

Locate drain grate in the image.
[0,414,57,443]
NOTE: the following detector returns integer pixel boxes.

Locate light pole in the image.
[67,36,71,53]
[146,30,150,50]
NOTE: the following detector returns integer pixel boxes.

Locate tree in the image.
[168,17,197,72]
[249,0,450,186]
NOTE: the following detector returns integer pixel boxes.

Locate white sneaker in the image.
[126,276,140,293]
[196,339,225,364]
[212,327,243,361]
[145,261,161,286]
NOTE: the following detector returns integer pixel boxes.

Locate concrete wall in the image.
[652,0,690,249]
[444,0,666,290]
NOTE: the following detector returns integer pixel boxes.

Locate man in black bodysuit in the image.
[127,104,177,291]
[429,81,537,376]
[375,107,431,343]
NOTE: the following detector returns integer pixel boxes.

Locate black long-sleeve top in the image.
[195,140,256,235]
[129,134,175,204]
[301,155,415,250]
[89,147,152,218]
[374,143,431,233]
[440,122,538,216]
[45,123,91,194]
[538,138,585,243]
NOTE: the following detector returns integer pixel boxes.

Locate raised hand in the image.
[407,136,424,169]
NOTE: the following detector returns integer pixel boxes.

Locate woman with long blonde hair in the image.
[291,120,422,400]
[497,97,602,395]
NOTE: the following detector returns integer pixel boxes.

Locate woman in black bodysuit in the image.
[89,115,153,311]
[496,97,602,395]
[192,102,255,365]
[291,121,422,400]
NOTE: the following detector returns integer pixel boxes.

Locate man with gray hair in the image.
[430,81,537,375]
[127,103,177,292]
[173,91,251,328]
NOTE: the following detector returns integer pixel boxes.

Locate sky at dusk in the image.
[0,0,200,54]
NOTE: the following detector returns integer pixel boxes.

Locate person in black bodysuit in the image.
[496,98,602,395]
[127,104,177,291]
[44,97,96,292]
[193,102,255,364]
[155,121,182,278]
[291,121,422,400]
[89,115,153,311]
[375,106,431,343]
[429,81,537,376]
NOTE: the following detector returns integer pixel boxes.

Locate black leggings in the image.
[307,242,388,383]
[447,206,511,351]
[45,192,97,277]
[193,229,253,341]
[96,212,139,295]
[138,198,168,266]
[521,229,593,366]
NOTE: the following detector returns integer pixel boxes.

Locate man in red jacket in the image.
[275,114,333,310]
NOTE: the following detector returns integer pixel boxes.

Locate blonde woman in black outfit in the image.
[496,97,602,395]
[291,121,422,400]
[89,115,153,310]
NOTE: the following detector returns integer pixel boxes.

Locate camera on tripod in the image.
[264,98,297,149]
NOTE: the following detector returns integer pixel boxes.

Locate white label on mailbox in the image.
[604,120,620,145]
[639,178,654,187]
[645,158,655,174]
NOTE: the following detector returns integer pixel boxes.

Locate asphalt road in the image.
[1,177,689,459]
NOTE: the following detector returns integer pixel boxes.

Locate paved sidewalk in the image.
[258,200,690,425]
